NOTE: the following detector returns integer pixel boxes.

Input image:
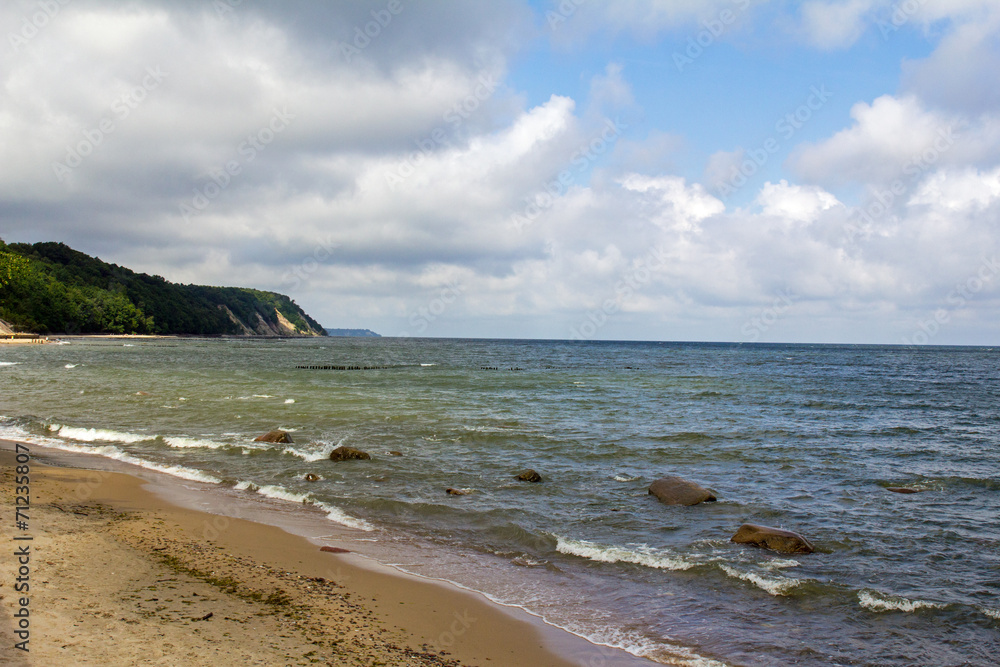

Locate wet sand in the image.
[0,442,639,666]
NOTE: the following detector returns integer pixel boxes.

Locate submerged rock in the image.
[731,523,815,554]
[886,487,923,494]
[319,546,350,553]
[648,476,717,506]
[446,488,470,495]
[254,430,293,444]
[329,446,371,461]
[516,469,543,483]
[388,450,403,457]
[304,473,320,482]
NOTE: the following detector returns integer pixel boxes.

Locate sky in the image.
[2,0,999,344]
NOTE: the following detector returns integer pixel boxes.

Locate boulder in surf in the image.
[731,523,815,554]
[648,476,716,506]
[254,429,293,444]
[329,446,371,461]
[516,469,543,483]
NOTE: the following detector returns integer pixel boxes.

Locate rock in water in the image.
[304,473,320,482]
[887,487,922,494]
[731,523,815,554]
[329,446,371,461]
[254,430,293,444]
[319,546,350,553]
[516,469,543,483]
[446,488,470,495]
[648,476,717,506]
[388,450,403,456]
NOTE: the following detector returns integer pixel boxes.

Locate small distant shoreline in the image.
[0,333,51,345]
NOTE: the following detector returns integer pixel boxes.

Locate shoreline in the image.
[0,439,653,666]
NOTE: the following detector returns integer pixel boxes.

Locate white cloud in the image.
[755,180,841,222]
[788,95,977,187]
[797,0,878,49]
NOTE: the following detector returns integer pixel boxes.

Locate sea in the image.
[1,337,998,666]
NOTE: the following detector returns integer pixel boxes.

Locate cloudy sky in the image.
[2,0,999,344]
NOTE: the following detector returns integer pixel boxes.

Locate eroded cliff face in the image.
[217,306,323,337]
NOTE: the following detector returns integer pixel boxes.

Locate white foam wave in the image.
[30,439,222,484]
[720,565,801,596]
[252,394,274,398]
[981,607,1000,620]
[420,363,436,366]
[283,440,341,462]
[284,398,295,404]
[53,425,149,444]
[257,484,312,504]
[240,483,373,531]
[613,474,639,482]
[555,537,695,571]
[858,590,944,613]
[64,364,78,368]
[558,623,730,667]
[163,436,228,450]
[0,362,19,366]
[315,501,374,531]
[760,558,800,570]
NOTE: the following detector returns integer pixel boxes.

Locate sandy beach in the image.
[0,442,627,666]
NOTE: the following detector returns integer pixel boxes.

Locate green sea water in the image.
[1,337,998,665]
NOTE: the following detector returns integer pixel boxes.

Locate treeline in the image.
[0,239,327,336]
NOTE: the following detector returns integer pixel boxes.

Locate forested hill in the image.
[0,239,327,337]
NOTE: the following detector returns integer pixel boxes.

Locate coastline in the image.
[0,440,651,666]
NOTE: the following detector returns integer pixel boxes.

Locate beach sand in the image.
[0,443,634,666]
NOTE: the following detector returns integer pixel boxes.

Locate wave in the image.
[719,565,801,596]
[257,484,312,504]
[34,439,222,484]
[315,501,374,532]
[283,439,343,462]
[284,398,295,404]
[858,590,944,613]
[558,623,730,667]
[235,482,374,532]
[613,474,640,482]
[555,536,695,571]
[163,436,230,450]
[982,607,1000,620]
[51,425,150,444]
[0,362,19,366]
[64,364,78,368]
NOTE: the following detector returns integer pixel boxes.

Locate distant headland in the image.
[0,238,327,337]
[324,328,381,337]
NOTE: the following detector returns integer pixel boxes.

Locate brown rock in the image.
[319,546,350,553]
[388,451,403,456]
[254,430,293,444]
[516,469,543,483]
[329,446,371,461]
[648,476,717,506]
[731,523,815,554]
[887,487,922,494]
[446,488,470,495]
[304,473,320,482]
